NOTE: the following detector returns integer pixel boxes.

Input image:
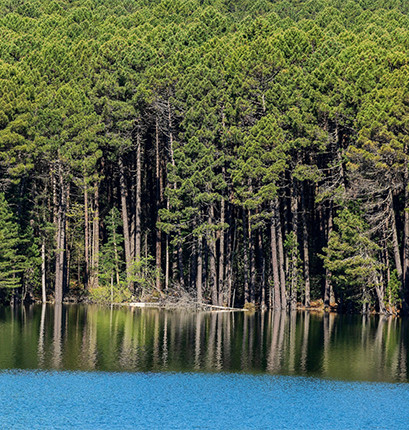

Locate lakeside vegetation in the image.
[0,0,409,313]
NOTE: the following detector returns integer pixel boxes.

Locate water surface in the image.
[1,370,408,429]
[0,304,407,383]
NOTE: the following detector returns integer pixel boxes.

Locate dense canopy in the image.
[0,0,409,313]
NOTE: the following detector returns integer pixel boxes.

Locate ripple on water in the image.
[0,370,408,429]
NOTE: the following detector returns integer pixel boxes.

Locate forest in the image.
[0,0,409,314]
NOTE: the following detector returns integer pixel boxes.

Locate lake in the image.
[0,305,408,428]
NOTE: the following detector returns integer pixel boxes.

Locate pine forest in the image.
[1,0,409,315]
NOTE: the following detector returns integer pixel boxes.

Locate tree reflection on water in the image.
[0,305,407,383]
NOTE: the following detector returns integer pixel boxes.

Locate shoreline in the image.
[15,299,401,316]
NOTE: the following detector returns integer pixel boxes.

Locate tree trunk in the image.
[209,206,218,305]
[218,198,225,306]
[52,167,57,227]
[84,178,89,288]
[172,248,178,286]
[324,202,334,307]
[135,131,142,263]
[112,210,120,288]
[226,210,235,308]
[383,224,391,309]
[403,147,409,310]
[130,214,135,262]
[177,242,184,289]
[249,221,256,304]
[90,183,99,288]
[258,229,266,310]
[55,162,67,304]
[277,205,287,309]
[243,209,250,305]
[209,236,218,305]
[388,190,403,280]
[41,238,46,303]
[119,157,132,291]
[290,183,298,310]
[196,236,203,303]
[271,200,281,310]
[302,188,310,307]
[190,241,197,291]
[165,98,176,291]
[66,185,71,292]
[168,99,176,171]
[165,232,169,290]
[155,117,162,292]
[374,275,386,314]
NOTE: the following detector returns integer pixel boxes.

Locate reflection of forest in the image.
[0,306,407,382]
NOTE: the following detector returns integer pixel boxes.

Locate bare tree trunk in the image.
[271,200,281,310]
[165,98,176,291]
[190,242,196,291]
[203,240,208,295]
[209,236,218,305]
[84,177,89,288]
[130,215,135,262]
[55,162,67,304]
[258,229,266,310]
[110,274,114,304]
[290,184,298,310]
[119,157,132,291]
[41,238,46,303]
[249,221,256,304]
[374,275,386,314]
[168,99,175,170]
[90,183,99,288]
[135,131,142,263]
[172,248,178,286]
[277,206,287,309]
[167,99,183,289]
[165,232,169,290]
[324,202,334,307]
[196,236,203,303]
[52,167,57,227]
[209,206,218,305]
[218,198,225,306]
[112,210,120,288]
[403,148,409,310]
[226,213,236,308]
[302,188,310,307]
[243,209,250,305]
[177,242,184,289]
[389,190,403,280]
[66,186,71,292]
[155,117,162,292]
[383,224,391,309]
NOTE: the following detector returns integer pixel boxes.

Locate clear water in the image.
[1,371,408,429]
[0,305,408,428]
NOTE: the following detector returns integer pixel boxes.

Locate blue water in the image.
[0,371,408,429]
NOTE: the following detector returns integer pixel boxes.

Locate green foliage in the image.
[0,0,409,312]
[322,207,382,304]
[0,194,25,288]
[99,207,124,288]
[20,225,41,293]
[387,270,401,307]
[89,284,132,304]
[129,256,161,300]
